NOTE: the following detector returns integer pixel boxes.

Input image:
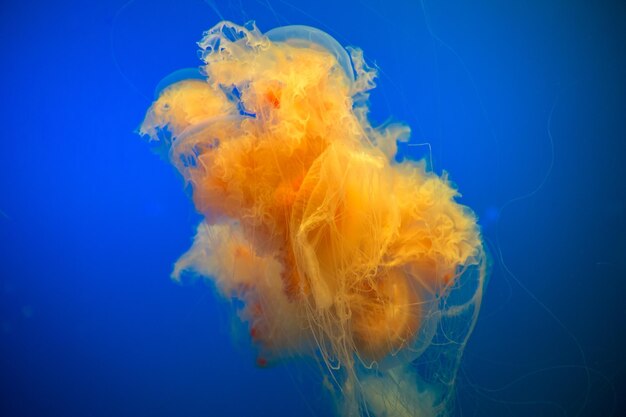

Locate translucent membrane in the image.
[153,67,205,98]
[265,25,355,82]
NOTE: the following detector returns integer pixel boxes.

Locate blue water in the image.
[1,1,625,416]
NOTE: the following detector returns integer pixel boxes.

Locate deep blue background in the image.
[1,0,625,416]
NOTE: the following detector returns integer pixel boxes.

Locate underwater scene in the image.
[1,1,625,416]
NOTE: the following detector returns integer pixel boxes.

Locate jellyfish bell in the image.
[350,268,422,363]
[153,67,206,99]
[264,25,355,82]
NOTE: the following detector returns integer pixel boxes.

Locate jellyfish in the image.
[139,21,488,417]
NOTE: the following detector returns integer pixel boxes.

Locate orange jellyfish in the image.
[140,21,488,417]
